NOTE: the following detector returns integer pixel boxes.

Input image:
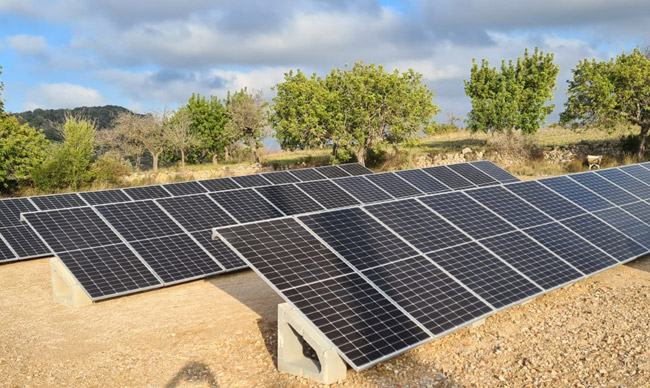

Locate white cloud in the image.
[6,34,47,56]
[23,83,105,110]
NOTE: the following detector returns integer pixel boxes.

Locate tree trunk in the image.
[180,149,186,168]
[212,152,219,165]
[249,136,260,164]
[224,146,231,162]
[639,124,650,159]
[135,154,142,171]
[356,147,366,166]
[152,153,159,172]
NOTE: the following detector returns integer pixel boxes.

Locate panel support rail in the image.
[277,303,347,384]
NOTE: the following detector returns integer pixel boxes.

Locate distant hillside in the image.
[14,105,133,141]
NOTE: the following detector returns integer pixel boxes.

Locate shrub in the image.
[486,131,542,160]
[94,151,132,186]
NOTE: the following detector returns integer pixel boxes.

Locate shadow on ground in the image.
[207,270,282,365]
[164,361,218,388]
[625,254,650,272]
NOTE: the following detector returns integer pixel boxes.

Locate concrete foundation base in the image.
[470,318,485,328]
[50,257,92,307]
[277,303,347,384]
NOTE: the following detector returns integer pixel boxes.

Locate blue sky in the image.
[1,0,649,126]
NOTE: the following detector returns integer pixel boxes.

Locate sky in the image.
[1,0,650,128]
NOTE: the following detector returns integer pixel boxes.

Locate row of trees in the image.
[464,47,650,158]
[99,88,268,171]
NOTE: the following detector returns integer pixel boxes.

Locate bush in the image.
[32,145,76,191]
[94,151,132,186]
[486,131,542,160]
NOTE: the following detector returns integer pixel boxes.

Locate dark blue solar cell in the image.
[504,181,585,221]
[467,186,553,228]
[569,172,637,205]
[540,176,613,211]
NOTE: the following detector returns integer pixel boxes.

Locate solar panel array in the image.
[1,163,371,264]
[214,162,650,371]
[17,161,518,302]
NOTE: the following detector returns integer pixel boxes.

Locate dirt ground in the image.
[2,256,650,388]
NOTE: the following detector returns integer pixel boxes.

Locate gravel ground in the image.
[1,256,650,388]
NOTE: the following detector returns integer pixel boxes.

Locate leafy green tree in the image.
[33,117,96,190]
[561,48,650,157]
[326,63,438,165]
[186,93,230,164]
[271,70,329,150]
[225,88,268,164]
[465,48,559,135]
[0,115,50,189]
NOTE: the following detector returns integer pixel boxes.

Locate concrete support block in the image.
[470,318,485,328]
[277,303,347,384]
[50,257,92,307]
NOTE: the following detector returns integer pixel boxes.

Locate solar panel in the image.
[295,180,360,209]
[95,201,184,242]
[197,177,241,192]
[314,165,350,179]
[287,168,328,182]
[79,189,131,205]
[21,207,123,253]
[569,172,638,205]
[299,208,418,271]
[467,186,553,228]
[525,222,617,275]
[0,225,50,259]
[338,163,373,176]
[540,176,613,211]
[31,193,87,210]
[620,164,650,185]
[231,174,272,188]
[0,238,15,261]
[421,166,475,190]
[191,230,246,270]
[57,244,161,300]
[426,242,541,308]
[419,192,516,239]
[122,185,171,201]
[255,185,324,215]
[282,273,430,369]
[447,163,498,186]
[0,197,37,227]
[561,214,648,261]
[471,161,519,183]
[394,169,450,194]
[480,231,582,289]
[362,255,493,335]
[209,189,284,223]
[365,173,422,198]
[592,207,650,248]
[503,181,585,220]
[596,168,650,199]
[157,195,236,232]
[621,201,650,224]
[364,199,471,253]
[163,181,207,196]
[261,171,300,184]
[129,234,223,283]
[216,218,355,291]
[332,176,392,203]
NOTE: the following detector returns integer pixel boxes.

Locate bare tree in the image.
[138,112,167,172]
[165,107,200,167]
[98,112,147,170]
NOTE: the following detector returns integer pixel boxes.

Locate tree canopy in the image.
[464,48,559,135]
[561,48,650,157]
[0,115,50,190]
[272,62,439,165]
[186,93,230,164]
[0,66,4,115]
[225,88,268,164]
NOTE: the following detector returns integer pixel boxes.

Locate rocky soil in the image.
[2,256,650,388]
